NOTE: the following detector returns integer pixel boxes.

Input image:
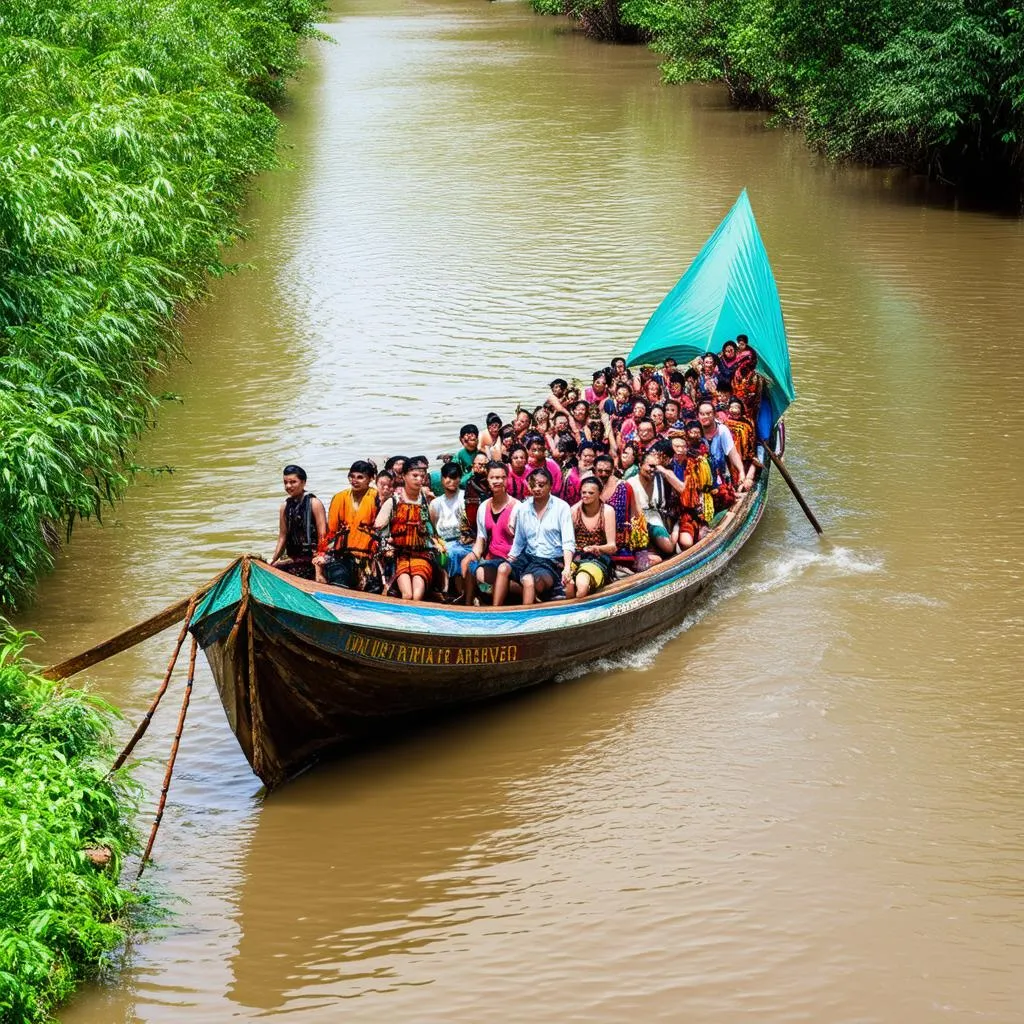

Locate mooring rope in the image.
[108,598,197,776]
[137,634,199,880]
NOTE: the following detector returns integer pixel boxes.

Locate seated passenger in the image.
[576,440,598,479]
[569,400,591,443]
[656,357,678,395]
[462,452,492,533]
[570,477,617,598]
[513,408,533,441]
[718,339,739,377]
[525,433,563,496]
[483,413,504,460]
[666,371,696,417]
[547,378,570,415]
[664,398,684,432]
[556,436,581,505]
[374,463,436,601]
[532,407,555,454]
[465,461,520,606]
[697,400,746,508]
[725,398,758,489]
[606,382,635,432]
[643,376,663,405]
[649,404,667,436]
[633,418,658,457]
[429,462,473,596]
[453,424,480,478]
[588,416,614,457]
[609,356,639,393]
[673,429,715,547]
[407,454,436,500]
[682,367,700,405]
[628,451,690,559]
[618,399,649,443]
[731,349,763,421]
[316,460,378,589]
[506,443,531,499]
[593,453,639,566]
[735,333,757,372]
[713,376,734,413]
[617,440,641,480]
[374,470,394,508]
[697,353,725,401]
[494,467,575,606]
[584,370,610,406]
[271,464,327,580]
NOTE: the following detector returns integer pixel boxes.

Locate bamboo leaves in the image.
[0,0,322,607]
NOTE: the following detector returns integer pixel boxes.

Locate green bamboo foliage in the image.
[0,626,142,1022]
[532,0,1024,197]
[0,0,322,607]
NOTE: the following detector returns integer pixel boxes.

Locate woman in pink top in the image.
[464,462,520,606]
[583,370,610,405]
[525,434,563,495]
[506,444,530,499]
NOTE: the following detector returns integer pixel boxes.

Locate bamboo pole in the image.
[40,562,238,681]
[108,599,196,776]
[765,447,824,535]
[137,635,198,880]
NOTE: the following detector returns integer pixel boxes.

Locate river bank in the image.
[530,0,1024,205]
[0,628,141,1023]
[0,0,323,609]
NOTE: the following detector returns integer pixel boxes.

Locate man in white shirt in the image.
[493,467,575,606]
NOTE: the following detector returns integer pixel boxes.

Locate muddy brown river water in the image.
[16,0,1024,1020]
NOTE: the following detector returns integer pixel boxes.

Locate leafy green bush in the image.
[0,0,322,608]
[0,625,141,1022]
[537,0,1024,195]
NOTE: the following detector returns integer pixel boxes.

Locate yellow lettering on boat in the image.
[343,634,520,667]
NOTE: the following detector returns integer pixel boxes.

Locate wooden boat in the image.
[189,190,797,789]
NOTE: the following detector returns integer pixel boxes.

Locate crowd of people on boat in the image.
[270,335,765,604]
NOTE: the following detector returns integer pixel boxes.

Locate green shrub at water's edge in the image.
[0,0,324,609]
[533,0,1024,197]
[0,625,142,1023]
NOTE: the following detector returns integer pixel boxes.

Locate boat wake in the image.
[746,543,883,594]
[555,543,883,681]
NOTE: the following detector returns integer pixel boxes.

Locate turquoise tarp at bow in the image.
[626,190,795,427]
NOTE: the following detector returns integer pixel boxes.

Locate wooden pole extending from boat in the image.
[764,447,824,535]
[40,563,237,680]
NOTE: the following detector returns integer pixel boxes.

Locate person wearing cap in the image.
[452,424,480,479]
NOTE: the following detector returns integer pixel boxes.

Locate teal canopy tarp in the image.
[627,190,794,426]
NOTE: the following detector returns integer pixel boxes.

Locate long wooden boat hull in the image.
[190,462,772,789]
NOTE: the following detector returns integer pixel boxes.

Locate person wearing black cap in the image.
[452,424,480,479]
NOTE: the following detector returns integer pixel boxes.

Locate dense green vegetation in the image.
[531,0,1024,198]
[0,626,140,1022]
[0,0,322,608]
